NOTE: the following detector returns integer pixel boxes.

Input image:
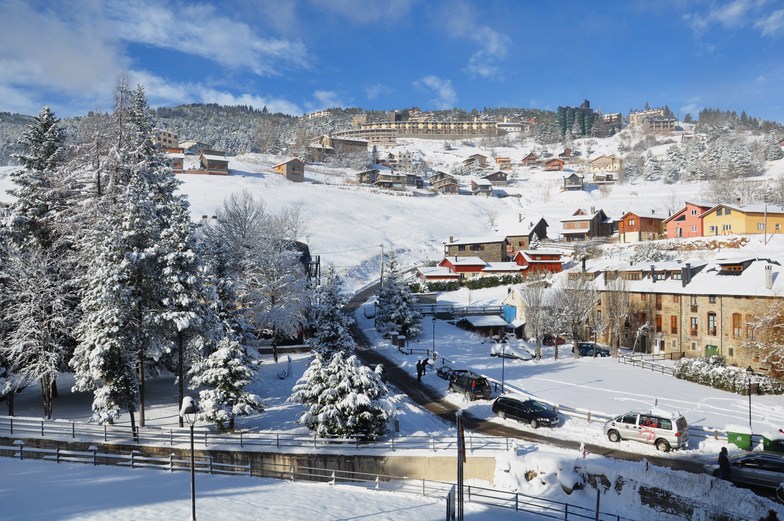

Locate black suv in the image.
[448,372,491,400]
[492,397,560,428]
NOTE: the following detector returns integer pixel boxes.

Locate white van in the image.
[603,410,689,452]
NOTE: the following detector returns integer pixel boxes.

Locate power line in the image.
[311,244,382,255]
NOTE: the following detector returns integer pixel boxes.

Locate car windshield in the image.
[527,400,550,412]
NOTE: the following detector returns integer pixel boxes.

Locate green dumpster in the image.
[762,436,784,453]
[727,431,752,450]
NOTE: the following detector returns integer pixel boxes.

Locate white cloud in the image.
[108,0,309,75]
[685,0,784,37]
[441,2,510,79]
[412,76,457,109]
[679,101,702,117]
[754,8,784,36]
[129,70,303,115]
[309,0,414,24]
[365,83,393,100]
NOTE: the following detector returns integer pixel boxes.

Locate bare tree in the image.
[603,276,631,358]
[520,272,550,361]
[550,273,598,359]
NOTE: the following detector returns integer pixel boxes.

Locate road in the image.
[347,282,707,475]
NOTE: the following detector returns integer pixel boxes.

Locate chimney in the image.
[736,197,741,207]
[590,206,595,214]
[651,264,656,283]
[518,214,523,223]
[765,265,773,290]
[682,263,691,287]
[449,236,454,243]
[582,257,586,273]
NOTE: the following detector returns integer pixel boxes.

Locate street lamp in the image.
[746,366,754,431]
[432,316,437,355]
[499,337,508,394]
[180,396,200,521]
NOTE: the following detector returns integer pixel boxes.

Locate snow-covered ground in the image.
[2,134,784,518]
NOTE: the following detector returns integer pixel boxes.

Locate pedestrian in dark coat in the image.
[416,360,423,382]
[718,447,731,480]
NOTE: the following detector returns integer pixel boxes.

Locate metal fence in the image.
[0,443,634,521]
[617,353,676,376]
[0,415,513,453]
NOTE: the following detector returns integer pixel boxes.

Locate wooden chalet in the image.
[273,158,305,183]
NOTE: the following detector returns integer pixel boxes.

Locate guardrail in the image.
[0,443,635,521]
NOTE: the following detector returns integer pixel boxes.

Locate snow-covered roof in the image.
[482,262,522,272]
[700,203,784,217]
[441,256,487,266]
[473,178,493,186]
[201,154,229,162]
[445,236,506,246]
[459,315,508,327]
[417,266,459,277]
[586,257,784,297]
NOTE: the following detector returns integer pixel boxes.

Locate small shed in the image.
[455,315,508,338]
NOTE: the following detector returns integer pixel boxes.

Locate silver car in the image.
[706,452,784,492]
[603,410,689,452]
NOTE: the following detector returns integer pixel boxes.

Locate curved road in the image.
[347,283,707,474]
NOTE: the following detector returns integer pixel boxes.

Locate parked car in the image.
[436,366,468,382]
[492,397,559,428]
[705,451,784,492]
[490,343,534,361]
[448,372,491,400]
[603,410,689,452]
[574,342,611,357]
[542,334,566,346]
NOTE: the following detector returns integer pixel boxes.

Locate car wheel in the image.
[530,419,539,429]
[655,439,671,452]
[607,430,621,443]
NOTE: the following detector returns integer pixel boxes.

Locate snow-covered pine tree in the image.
[663,144,685,184]
[188,337,263,432]
[309,267,356,355]
[0,247,76,418]
[157,198,211,426]
[8,106,65,250]
[375,252,422,338]
[292,351,392,439]
[529,232,540,250]
[764,132,784,162]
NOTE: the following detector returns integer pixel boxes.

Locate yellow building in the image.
[700,203,784,237]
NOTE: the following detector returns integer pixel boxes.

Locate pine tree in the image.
[529,232,540,250]
[375,252,422,338]
[8,106,65,249]
[309,268,356,355]
[292,351,392,439]
[188,337,263,431]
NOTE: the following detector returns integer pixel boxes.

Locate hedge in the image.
[674,356,784,395]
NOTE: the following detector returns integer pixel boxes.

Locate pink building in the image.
[663,201,714,239]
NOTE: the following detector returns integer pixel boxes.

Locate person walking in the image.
[718,447,731,480]
[416,359,423,382]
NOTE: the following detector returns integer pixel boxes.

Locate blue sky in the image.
[1,0,783,122]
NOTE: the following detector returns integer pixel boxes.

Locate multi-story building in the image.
[663,201,715,239]
[618,211,665,243]
[444,236,509,263]
[556,99,594,137]
[587,257,783,372]
[156,129,179,149]
[701,203,784,237]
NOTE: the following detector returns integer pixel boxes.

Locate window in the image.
[691,209,698,216]
[746,314,755,341]
[707,312,717,336]
[725,208,732,215]
[655,315,662,333]
[709,225,717,234]
[758,223,765,231]
[722,224,732,232]
[671,316,678,334]
[628,219,636,226]
[709,295,717,304]
[691,342,697,350]
[732,313,742,339]
[690,317,698,336]
[728,347,734,357]
[777,224,781,231]
[717,209,723,216]
[656,294,663,310]
[690,295,698,312]
[691,226,697,232]
[458,245,466,251]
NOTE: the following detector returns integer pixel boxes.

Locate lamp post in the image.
[499,337,507,394]
[432,316,437,355]
[180,396,200,521]
[746,366,754,431]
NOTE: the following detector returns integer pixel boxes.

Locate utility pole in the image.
[380,244,384,287]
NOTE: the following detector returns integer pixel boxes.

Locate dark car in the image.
[574,342,611,357]
[437,366,468,382]
[542,334,566,346]
[706,451,784,492]
[492,397,560,428]
[448,372,491,400]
